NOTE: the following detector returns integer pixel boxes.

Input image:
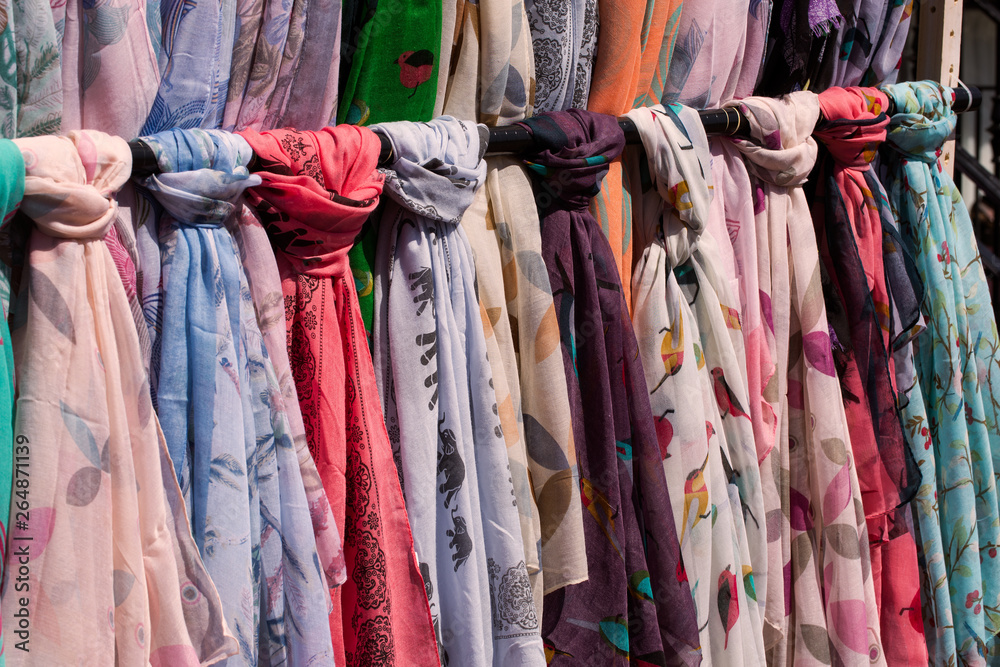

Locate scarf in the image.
[882,80,1000,665]
[140,0,235,132]
[662,0,768,108]
[276,0,341,129]
[0,138,22,667]
[628,102,767,665]
[518,109,699,665]
[525,0,598,113]
[861,0,912,86]
[8,0,62,137]
[59,0,159,136]
[368,116,543,666]
[222,0,305,131]
[755,0,840,96]
[336,0,441,125]
[1,130,235,665]
[817,0,910,89]
[811,88,925,663]
[338,0,379,109]
[460,154,589,616]
[240,124,440,667]
[0,6,13,137]
[140,128,335,666]
[440,0,535,125]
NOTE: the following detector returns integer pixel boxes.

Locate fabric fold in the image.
[240,123,441,667]
[2,130,236,666]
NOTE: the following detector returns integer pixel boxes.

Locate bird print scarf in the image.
[370,116,544,666]
[882,80,1000,665]
[628,102,768,665]
[239,124,441,667]
[520,108,700,665]
[139,128,335,666]
[1,130,236,666]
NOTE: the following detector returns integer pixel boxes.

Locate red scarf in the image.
[240,125,440,667]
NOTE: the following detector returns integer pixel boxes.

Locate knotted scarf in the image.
[628,102,767,665]
[239,124,440,667]
[369,116,543,665]
[140,0,235,132]
[1,130,236,665]
[519,108,699,665]
[812,87,925,663]
[0,139,22,667]
[882,80,1000,665]
[140,128,335,666]
[525,0,598,113]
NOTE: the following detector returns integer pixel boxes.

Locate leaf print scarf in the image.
[459,155,589,619]
[239,124,441,667]
[811,86,925,663]
[139,128,335,666]
[9,0,62,137]
[59,0,159,136]
[518,109,700,665]
[368,116,544,666]
[882,80,1000,665]
[628,102,768,665]
[140,0,236,132]
[1,130,236,665]
[525,0,598,113]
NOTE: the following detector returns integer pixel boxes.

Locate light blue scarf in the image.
[140,128,334,666]
[882,80,1000,665]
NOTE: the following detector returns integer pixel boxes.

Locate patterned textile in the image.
[817,0,911,89]
[9,0,62,137]
[370,117,544,666]
[0,3,14,137]
[882,80,1000,665]
[441,0,535,125]
[140,128,335,666]
[525,0,598,113]
[277,0,342,129]
[519,109,700,665]
[140,0,236,131]
[628,102,767,665]
[861,0,912,87]
[240,124,441,667]
[811,86,926,665]
[60,0,159,136]
[662,0,770,108]
[1,130,236,665]
[338,0,378,106]
[755,0,840,96]
[460,157,588,608]
[0,139,22,667]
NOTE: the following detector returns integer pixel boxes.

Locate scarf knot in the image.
[140,129,260,228]
[517,109,624,213]
[15,131,131,239]
[882,81,957,164]
[626,104,713,269]
[727,92,821,187]
[241,125,384,276]
[374,117,488,225]
[815,87,890,171]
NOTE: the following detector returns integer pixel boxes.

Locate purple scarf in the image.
[518,109,700,666]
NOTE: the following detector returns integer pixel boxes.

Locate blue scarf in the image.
[140,128,334,666]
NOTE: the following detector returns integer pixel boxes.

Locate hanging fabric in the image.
[525,0,599,114]
[239,124,441,667]
[140,0,235,132]
[628,102,767,665]
[1,130,236,665]
[755,0,840,96]
[860,0,912,87]
[139,128,336,666]
[369,116,543,666]
[518,108,700,665]
[882,80,1000,665]
[8,0,62,137]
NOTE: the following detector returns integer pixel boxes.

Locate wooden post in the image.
[917,0,965,176]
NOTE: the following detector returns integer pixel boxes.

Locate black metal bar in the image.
[130,86,983,176]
